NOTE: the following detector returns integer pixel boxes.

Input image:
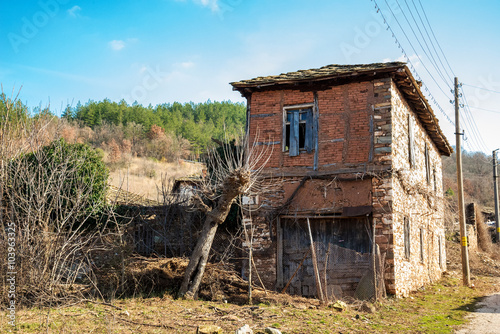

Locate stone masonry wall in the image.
[390,81,446,297]
[370,77,396,294]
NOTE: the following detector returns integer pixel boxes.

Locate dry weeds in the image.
[107,157,202,200]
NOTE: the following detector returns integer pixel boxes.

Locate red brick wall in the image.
[248,81,378,169]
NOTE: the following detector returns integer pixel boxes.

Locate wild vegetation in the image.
[1,90,499,333]
[442,151,495,209]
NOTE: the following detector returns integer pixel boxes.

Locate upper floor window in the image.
[408,114,415,168]
[425,143,431,184]
[283,104,314,157]
[433,167,437,192]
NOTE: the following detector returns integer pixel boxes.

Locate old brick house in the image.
[230,62,452,298]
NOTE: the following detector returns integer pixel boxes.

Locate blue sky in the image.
[1,0,500,153]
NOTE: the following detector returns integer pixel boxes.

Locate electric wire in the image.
[460,86,490,152]
[373,0,493,152]
[416,0,456,78]
[466,106,500,114]
[409,0,454,84]
[462,83,500,95]
[397,0,451,88]
[372,0,455,127]
[382,0,452,99]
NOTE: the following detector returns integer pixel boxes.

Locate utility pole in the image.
[455,77,470,287]
[493,149,500,243]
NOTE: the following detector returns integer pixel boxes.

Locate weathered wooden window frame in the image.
[404,216,411,260]
[433,167,437,193]
[425,143,431,184]
[408,114,415,168]
[283,103,315,157]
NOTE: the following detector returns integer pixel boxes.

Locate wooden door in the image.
[279,217,371,298]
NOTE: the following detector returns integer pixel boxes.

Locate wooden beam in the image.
[307,218,325,303]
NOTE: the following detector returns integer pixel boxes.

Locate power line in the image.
[371,0,454,126]
[462,83,500,95]
[397,0,451,88]
[395,1,489,152]
[466,105,500,114]
[460,86,490,152]
[408,0,454,84]
[382,0,452,99]
[416,0,456,78]
[372,0,494,153]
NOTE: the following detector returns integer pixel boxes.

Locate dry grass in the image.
[4,240,500,333]
[107,157,202,200]
[4,272,500,333]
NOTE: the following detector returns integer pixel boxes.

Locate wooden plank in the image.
[276,217,283,288]
[307,218,325,302]
[281,249,310,294]
[305,108,313,153]
[250,113,276,118]
[372,217,378,302]
[290,111,300,156]
[280,215,361,219]
[313,92,319,171]
[260,165,390,178]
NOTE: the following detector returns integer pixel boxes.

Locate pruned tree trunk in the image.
[179,171,250,299]
[179,215,219,299]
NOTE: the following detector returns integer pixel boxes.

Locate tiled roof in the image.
[230,62,406,88]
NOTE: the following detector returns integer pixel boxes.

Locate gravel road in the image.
[455,293,500,334]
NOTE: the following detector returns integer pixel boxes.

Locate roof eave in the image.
[395,66,453,156]
[230,65,404,91]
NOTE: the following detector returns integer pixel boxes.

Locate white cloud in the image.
[67,5,82,17]
[175,0,220,12]
[108,38,138,51]
[180,61,195,69]
[109,40,126,51]
[198,0,219,11]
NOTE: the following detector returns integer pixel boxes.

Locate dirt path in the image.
[455,292,500,334]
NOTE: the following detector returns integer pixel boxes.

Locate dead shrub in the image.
[0,93,119,307]
[476,212,493,253]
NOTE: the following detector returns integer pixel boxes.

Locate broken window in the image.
[284,105,314,157]
[404,216,410,260]
[425,143,431,184]
[408,115,415,167]
[433,167,437,192]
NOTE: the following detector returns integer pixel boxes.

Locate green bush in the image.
[8,139,109,222]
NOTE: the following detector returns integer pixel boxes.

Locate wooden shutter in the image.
[289,111,300,157]
[305,109,313,153]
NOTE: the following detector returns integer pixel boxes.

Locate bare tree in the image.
[178,133,271,299]
[0,90,110,306]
